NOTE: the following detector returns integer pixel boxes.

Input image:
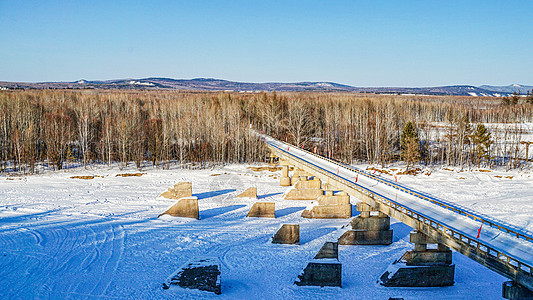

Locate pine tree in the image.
[400,121,420,170]
[470,124,492,167]
[526,90,533,105]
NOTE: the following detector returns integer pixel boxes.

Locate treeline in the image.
[1,90,532,173]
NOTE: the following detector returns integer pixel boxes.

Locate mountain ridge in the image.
[1,77,532,97]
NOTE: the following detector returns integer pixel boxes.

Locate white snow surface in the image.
[1,162,526,299]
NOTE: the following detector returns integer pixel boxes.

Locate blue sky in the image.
[1,1,532,86]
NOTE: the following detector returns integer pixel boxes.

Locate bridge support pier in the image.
[379,230,455,287]
[301,190,352,219]
[283,177,324,200]
[503,281,533,300]
[338,203,392,245]
[267,153,278,164]
[280,165,292,186]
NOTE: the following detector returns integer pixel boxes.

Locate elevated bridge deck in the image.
[261,134,533,291]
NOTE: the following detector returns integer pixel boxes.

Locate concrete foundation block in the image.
[295,177,322,189]
[317,194,350,206]
[410,230,437,244]
[301,204,352,219]
[355,202,375,212]
[163,257,221,294]
[159,197,199,219]
[314,242,338,260]
[280,176,291,186]
[294,260,342,287]
[503,281,533,300]
[247,202,275,218]
[284,189,324,200]
[351,216,390,231]
[293,168,310,178]
[236,187,257,199]
[379,262,455,287]
[403,250,452,266]
[338,229,393,245]
[272,224,299,244]
[160,182,193,200]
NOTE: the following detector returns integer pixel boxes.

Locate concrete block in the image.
[281,165,289,177]
[163,257,221,294]
[409,230,437,245]
[294,260,342,287]
[160,182,193,200]
[272,224,299,244]
[280,176,291,186]
[302,204,352,219]
[247,202,275,218]
[351,216,390,231]
[317,194,350,206]
[338,229,393,245]
[314,242,338,260]
[159,197,199,219]
[295,178,322,189]
[355,202,375,212]
[379,263,455,287]
[293,168,310,178]
[503,281,533,300]
[284,189,324,200]
[403,250,452,266]
[236,187,257,199]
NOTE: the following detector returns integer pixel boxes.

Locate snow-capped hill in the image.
[479,84,533,94]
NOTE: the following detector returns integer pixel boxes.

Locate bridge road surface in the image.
[263,135,533,276]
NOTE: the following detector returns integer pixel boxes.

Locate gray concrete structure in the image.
[236,187,257,199]
[314,242,339,260]
[159,181,193,200]
[247,202,275,218]
[503,281,533,300]
[295,242,342,287]
[280,165,291,186]
[338,203,392,245]
[294,260,342,287]
[158,197,199,219]
[379,230,455,287]
[272,224,299,244]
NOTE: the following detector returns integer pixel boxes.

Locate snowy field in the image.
[2,163,530,299]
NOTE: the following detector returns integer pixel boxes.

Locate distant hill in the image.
[1,77,531,97]
[479,84,533,95]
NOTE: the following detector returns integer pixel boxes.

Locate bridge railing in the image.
[265,139,533,288]
[260,134,533,243]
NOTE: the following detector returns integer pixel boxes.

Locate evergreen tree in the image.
[470,124,492,167]
[527,90,533,105]
[400,121,420,170]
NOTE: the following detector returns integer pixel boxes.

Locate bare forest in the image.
[1,90,532,174]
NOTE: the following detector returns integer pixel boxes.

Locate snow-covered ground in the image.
[2,163,528,299]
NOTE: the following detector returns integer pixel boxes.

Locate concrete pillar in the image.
[280,165,291,186]
[503,281,533,300]
[379,230,455,287]
[338,202,392,245]
[284,177,324,200]
[295,241,342,287]
[301,190,351,218]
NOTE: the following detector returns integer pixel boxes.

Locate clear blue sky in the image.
[1,1,532,86]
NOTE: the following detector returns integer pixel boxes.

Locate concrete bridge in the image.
[261,133,533,299]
